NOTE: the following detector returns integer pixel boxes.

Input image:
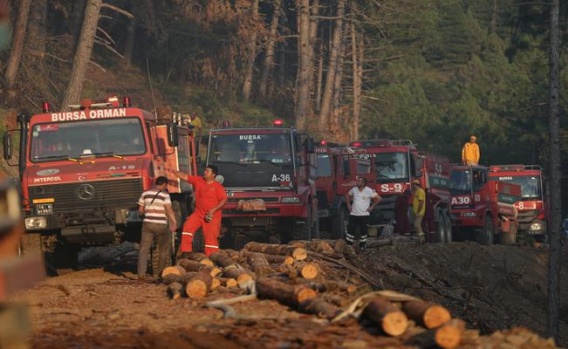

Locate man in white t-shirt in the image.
[345,177,381,251]
[137,176,177,280]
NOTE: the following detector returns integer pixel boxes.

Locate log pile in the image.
[156,239,558,348]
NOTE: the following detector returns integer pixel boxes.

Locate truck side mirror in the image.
[167,122,179,147]
[305,137,315,153]
[3,133,12,160]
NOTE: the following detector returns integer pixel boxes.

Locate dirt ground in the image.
[9,240,568,349]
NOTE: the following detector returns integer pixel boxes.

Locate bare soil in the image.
[10,240,568,348]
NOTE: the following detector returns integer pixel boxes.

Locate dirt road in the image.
[10,240,568,348]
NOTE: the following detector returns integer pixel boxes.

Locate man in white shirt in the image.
[137,176,177,280]
[345,177,381,251]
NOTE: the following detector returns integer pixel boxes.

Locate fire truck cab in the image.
[349,139,452,242]
[315,142,374,238]
[3,95,198,271]
[450,165,521,245]
[205,121,318,247]
[488,164,548,241]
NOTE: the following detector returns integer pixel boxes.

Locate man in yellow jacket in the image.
[461,135,480,165]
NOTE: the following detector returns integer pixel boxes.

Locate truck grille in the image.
[29,178,143,212]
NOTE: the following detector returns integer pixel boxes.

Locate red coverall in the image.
[180,175,227,256]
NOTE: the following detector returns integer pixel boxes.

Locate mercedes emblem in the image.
[76,183,96,200]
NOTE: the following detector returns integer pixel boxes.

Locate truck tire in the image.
[433,211,446,243]
[331,206,348,239]
[292,206,313,241]
[476,215,494,245]
[53,243,79,269]
[312,210,320,240]
[444,212,453,243]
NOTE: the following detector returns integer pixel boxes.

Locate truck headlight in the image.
[282,197,300,203]
[24,217,47,229]
[461,212,476,217]
[530,222,542,231]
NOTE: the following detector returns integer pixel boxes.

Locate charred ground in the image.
[11,240,568,348]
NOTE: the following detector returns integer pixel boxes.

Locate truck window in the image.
[316,153,332,177]
[30,118,145,161]
[450,170,471,194]
[208,133,294,187]
[374,152,408,182]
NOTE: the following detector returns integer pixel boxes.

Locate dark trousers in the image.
[138,222,171,277]
[346,215,370,245]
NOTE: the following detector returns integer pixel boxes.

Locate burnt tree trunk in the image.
[60,0,103,109]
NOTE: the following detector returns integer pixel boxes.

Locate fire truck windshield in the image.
[493,175,542,200]
[316,153,332,177]
[208,133,294,188]
[374,152,408,183]
[450,170,472,193]
[450,169,485,194]
[30,118,145,162]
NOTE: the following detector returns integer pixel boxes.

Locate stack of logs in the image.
[158,239,476,349]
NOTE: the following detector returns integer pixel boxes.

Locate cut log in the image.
[362,297,409,337]
[246,252,273,277]
[161,265,186,278]
[209,252,236,268]
[366,238,394,248]
[290,278,357,294]
[183,252,214,266]
[406,319,466,349]
[296,262,318,279]
[289,240,341,258]
[167,282,184,300]
[185,270,213,299]
[162,272,197,286]
[435,319,466,349]
[402,300,452,329]
[244,242,307,261]
[178,259,221,277]
[256,277,317,307]
[298,297,342,319]
[219,277,238,288]
[241,250,294,265]
[210,278,221,290]
[223,264,253,284]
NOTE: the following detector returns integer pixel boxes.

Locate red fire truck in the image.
[3,96,198,270]
[315,142,374,238]
[204,120,318,247]
[488,164,548,241]
[349,139,453,242]
[449,165,521,245]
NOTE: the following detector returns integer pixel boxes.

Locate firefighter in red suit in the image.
[167,165,227,256]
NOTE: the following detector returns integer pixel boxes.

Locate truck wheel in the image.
[433,211,445,243]
[444,213,453,243]
[476,215,494,245]
[331,206,348,240]
[312,210,320,240]
[292,206,313,241]
[54,243,79,269]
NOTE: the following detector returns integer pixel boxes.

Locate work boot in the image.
[359,242,367,252]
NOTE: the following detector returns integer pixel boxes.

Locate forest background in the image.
[0,0,567,209]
